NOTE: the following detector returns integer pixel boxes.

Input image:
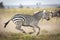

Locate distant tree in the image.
[36,3,41,8]
[19,4,23,8]
[57,6,60,8]
[26,6,30,8]
[0,2,4,8]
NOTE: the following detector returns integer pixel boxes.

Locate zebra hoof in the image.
[28,32,34,34]
[23,31,26,34]
[36,32,40,36]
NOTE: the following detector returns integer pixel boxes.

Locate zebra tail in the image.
[4,19,11,28]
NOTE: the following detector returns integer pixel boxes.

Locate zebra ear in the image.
[43,10,46,13]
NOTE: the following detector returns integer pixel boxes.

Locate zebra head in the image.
[33,10,50,21]
[42,10,50,20]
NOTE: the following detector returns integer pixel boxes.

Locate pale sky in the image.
[0,0,60,6]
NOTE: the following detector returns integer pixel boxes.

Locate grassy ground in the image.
[0,33,60,40]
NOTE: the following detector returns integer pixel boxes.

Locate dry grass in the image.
[0,33,60,40]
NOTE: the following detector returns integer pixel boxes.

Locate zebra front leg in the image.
[16,25,26,34]
[22,25,36,34]
[29,25,40,35]
[28,26,36,34]
[35,25,40,35]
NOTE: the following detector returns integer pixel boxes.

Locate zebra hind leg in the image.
[15,21,26,34]
[16,26,26,34]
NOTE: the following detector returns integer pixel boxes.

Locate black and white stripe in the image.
[12,16,25,25]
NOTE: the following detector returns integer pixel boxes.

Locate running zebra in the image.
[50,9,60,17]
[4,10,50,35]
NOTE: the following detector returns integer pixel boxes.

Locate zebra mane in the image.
[33,11,42,16]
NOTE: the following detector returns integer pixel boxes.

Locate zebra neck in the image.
[33,14,42,21]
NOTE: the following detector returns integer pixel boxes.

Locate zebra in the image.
[4,10,50,35]
[50,10,60,17]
